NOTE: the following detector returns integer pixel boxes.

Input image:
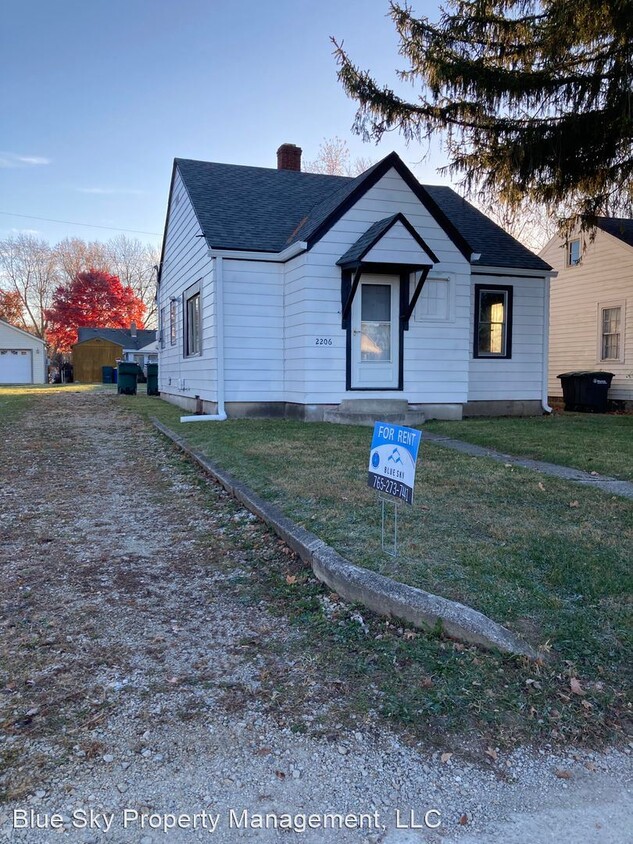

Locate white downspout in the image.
[180,254,227,422]
[541,274,552,414]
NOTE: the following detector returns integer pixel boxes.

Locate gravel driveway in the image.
[0,389,630,843]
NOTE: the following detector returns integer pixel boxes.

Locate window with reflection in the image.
[474,286,512,358]
[361,284,391,361]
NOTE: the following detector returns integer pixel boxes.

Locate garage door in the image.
[0,349,33,384]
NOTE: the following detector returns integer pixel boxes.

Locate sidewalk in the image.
[423,431,633,500]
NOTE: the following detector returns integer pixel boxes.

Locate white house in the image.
[0,319,47,384]
[541,218,633,404]
[156,144,554,422]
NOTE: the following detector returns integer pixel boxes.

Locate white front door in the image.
[350,275,399,389]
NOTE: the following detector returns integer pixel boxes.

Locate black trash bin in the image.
[117,361,138,395]
[146,363,159,396]
[102,365,114,384]
[557,371,614,412]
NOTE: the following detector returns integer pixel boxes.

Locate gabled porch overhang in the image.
[337,213,438,331]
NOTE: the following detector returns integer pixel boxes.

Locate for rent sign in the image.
[367,422,421,505]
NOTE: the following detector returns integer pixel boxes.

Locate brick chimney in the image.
[277,143,302,172]
[130,321,137,338]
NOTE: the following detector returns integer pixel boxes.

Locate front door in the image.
[350,275,399,389]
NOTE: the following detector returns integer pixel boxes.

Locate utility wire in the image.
[0,210,161,237]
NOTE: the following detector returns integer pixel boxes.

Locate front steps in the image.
[323,399,426,427]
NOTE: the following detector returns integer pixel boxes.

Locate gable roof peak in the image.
[168,151,552,271]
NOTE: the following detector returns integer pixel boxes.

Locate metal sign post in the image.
[380,496,400,557]
[368,422,422,557]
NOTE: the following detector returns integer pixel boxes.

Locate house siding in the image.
[223,259,284,402]
[542,228,633,401]
[296,168,471,405]
[158,170,216,403]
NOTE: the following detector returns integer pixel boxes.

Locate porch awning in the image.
[336,212,438,270]
[339,214,438,329]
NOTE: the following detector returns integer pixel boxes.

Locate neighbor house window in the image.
[184,291,201,356]
[567,238,581,266]
[600,304,623,361]
[474,285,513,358]
[170,299,177,345]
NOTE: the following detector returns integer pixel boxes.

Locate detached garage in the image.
[0,319,47,384]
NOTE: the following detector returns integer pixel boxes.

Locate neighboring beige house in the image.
[0,319,47,384]
[541,218,633,404]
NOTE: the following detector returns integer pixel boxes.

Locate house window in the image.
[567,238,581,266]
[170,300,177,345]
[159,306,167,349]
[474,285,513,358]
[600,305,622,361]
[415,277,450,321]
[184,291,201,356]
[360,283,392,362]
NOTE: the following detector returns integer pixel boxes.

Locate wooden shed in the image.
[72,336,123,383]
[72,327,157,382]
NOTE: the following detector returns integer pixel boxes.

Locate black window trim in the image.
[170,299,177,346]
[183,281,202,358]
[159,305,166,349]
[473,283,513,360]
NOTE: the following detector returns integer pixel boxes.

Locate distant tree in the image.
[105,235,160,327]
[304,136,374,177]
[0,289,25,326]
[54,235,159,328]
[54,237,110,283]
[0,234,59,337]
[45,269,146,353]
[475,197,558,253]
[333,1,633,224]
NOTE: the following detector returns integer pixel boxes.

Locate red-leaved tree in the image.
[45,269,146,353]
[0,289,25,327]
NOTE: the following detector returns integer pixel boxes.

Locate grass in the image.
[121,393,632,747]
[3,386,629,748]
[425,411,633,481]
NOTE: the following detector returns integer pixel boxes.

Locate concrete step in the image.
[324,401,425,428]
[337,399,409,414]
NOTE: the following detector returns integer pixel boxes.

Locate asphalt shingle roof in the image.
[76,328,156,350]
[336,215,400,266]
[175,155,551,271]
[595,217,633,249]
[423,186,551,271]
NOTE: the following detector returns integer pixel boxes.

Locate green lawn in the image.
[120,393,632,746]
[6,385,628,747]
[425,412,633,481]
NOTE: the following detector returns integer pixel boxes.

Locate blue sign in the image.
[367,422,422,505]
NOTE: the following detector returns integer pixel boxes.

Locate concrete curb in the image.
[151,418,538,658]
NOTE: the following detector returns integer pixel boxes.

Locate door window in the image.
[361,284,391,362]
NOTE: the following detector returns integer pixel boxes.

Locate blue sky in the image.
[0,0,448,247]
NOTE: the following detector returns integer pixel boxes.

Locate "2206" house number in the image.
[315,338,333,346]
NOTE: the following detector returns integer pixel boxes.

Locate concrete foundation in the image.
[159,393,541,422]
[463,400,544,417]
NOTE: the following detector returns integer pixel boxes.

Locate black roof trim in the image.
[306,152,474,261]
[336,212,438,267]
[157,161,178,286]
